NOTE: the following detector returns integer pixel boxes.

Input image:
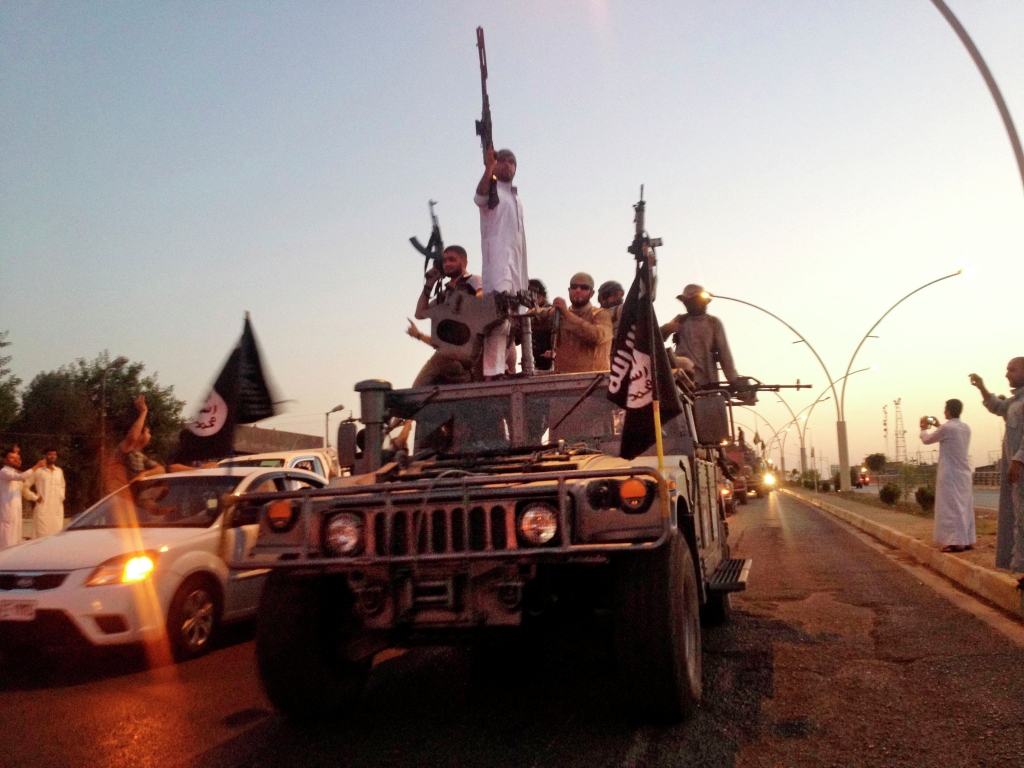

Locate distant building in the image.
[234,425,323,455]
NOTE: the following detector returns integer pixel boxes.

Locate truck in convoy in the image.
[228,371,753,723]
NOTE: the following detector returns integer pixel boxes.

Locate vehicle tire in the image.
[738,490,749,506]
[613,532,702,723]
[700,590,731,627]
[167,574,222,661]
[256,572,371,720]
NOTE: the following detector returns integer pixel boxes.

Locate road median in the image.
[780,487,1023,619]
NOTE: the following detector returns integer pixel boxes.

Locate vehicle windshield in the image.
[413,396,513,454]
[525,390,624,452]
[221,459,285,468]
[68,476,244,529]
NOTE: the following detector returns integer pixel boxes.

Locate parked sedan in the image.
[0,467,324,660]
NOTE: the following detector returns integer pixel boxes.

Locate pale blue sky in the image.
[2,1,1022,468]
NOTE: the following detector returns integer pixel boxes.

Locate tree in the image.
[0,331,20,429]
[13,353,185,513]
[864,453,887,473]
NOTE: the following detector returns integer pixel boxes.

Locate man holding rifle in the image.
[475,148,527,379]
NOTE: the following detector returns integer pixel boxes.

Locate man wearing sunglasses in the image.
[547,272,613,373]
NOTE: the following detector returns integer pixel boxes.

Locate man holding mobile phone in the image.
[920,400,975,553]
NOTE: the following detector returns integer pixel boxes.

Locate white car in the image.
[219,449,341,481]
[0,467,324,660]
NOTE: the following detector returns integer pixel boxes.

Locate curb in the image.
[781,488,1023,619]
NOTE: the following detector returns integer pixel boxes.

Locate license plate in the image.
[0,599,37,622]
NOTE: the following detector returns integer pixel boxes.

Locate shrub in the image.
[803,479,815,490]
[879,483,901,506]
[915,485,936,512]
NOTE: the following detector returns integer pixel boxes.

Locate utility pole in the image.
[893,398,907,464]
[882,404,889,460]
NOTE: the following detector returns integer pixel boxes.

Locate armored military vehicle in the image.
[229,370,752,723]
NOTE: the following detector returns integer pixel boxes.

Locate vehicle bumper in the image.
[0,570,167,649]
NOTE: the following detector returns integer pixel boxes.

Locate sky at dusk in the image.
[2,1,1022,471]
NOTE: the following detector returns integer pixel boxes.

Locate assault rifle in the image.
[409,200,444,298]
[698,377,811,405]
[627,184,662,264]
[475,26,499,210]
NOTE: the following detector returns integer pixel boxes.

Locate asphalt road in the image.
[3,493,1024,768]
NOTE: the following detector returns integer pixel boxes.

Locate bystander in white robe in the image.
[30,464,66,538]
[920,418,975,547]
[0,466,35,549]
[475,179,528,377]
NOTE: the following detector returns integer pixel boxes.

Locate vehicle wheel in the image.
[256,572,371,719]
[738,491,749,506]
[700,590,731,627]
[167,575,221,661]
[613,532,702,723]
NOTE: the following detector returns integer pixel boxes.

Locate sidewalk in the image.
[781,487,1023,619]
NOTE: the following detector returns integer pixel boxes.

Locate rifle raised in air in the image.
[409,200,445,298]
[475,26,499,210]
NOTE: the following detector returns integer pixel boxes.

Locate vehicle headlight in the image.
[519,503,558,546]
[720,486,731,497]
[619,478,653,513]
[266,500,299,533]
[763,474,776,485]
[86,552,158,587]
[324,512,364,556]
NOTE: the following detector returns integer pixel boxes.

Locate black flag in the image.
[607,259,682,460]
[175,315,277,463]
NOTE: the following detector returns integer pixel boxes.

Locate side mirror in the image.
[337,422,358,470]
[693,393,730,446]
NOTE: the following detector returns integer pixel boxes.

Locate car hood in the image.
[0,527,212,571]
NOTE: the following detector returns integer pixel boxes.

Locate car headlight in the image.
[86,552,158,587]
[720,486,731,497]
[324,512,364,556]
[763,474,776,485]
[266,500,299,533]
[519,503,558,546]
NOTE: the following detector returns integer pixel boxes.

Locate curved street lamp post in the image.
[712,272,958,492]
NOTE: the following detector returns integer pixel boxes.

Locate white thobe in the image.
[476,180,528,376]
[0,466,35,550]
[30,465,66,538]
[920,419,975,547]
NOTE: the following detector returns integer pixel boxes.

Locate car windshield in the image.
[413,396,513,454]
[68,476,245,529]
[221,458,285,468]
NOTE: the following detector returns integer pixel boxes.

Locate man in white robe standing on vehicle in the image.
[970,358,1024,572]
[0,448,44,549]
[920,399,975,553]
[29,447,66,538]
[475,147,528,379]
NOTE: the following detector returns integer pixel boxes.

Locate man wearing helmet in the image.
[660,284,739,389]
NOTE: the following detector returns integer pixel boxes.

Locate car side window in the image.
[283,476,324,492]
[312,458,324,477]
[292,458,316,473]
[250,478,280,495]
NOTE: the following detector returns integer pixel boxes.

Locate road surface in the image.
[2,493,1023,768]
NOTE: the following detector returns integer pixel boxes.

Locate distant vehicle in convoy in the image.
[0,467,325,660]
[219,449,341,481]
[232,372,754,723]
[854,467,870,489]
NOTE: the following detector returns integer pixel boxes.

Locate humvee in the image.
[229,372,751,722]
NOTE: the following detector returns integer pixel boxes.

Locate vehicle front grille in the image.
[367,505,519,556]
[0,573,69,591]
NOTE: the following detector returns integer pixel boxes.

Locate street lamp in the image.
[324,404,345,448]
[835,271,961,488]
[712,274,957,493]
[99,355,129,480]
